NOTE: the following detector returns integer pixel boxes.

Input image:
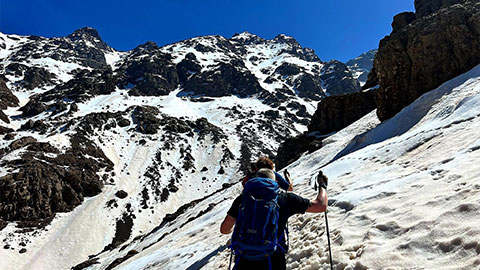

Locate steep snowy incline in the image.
[83,64,480,270]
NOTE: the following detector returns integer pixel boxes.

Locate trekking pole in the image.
[325,210,334,270]
[228,249,233,270]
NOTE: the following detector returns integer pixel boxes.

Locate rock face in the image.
[181,60,263,97]
[0,76,19,123]
[308,90,377,134]
[369,0,480,120]
[5,64,57,90]
[414,0,464,18]
[0,135,113,223]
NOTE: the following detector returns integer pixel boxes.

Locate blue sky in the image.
[0,0,414,62]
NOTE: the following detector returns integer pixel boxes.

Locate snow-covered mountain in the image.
[346,49,377,86]
[0,28,369,270]
[68,62,480,270]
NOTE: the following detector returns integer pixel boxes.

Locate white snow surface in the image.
[77,65,480,270]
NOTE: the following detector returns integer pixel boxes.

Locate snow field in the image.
[128,64,480,270]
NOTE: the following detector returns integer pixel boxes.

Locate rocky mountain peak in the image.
[230,31,265,45]
[273,33,300,46]
[346,49,377,85]
[132,41,159,53]
[67,26,103,41]
[65,26,112,54]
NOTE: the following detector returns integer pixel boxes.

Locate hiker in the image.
[242,156,293,191]
[221,168,328,270]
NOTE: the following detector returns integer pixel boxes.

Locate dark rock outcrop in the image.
[294,74,326,100]
[370,0,480,120]
[275,133,323,170]
[6,63,57,90]
[308,90,377,134]
[0,76,19,123]
[0,135,113,223]
[0,111,8,124]
[132,106,162,134]
[176,53,202,83]
[181,61,264,97]
[414,0,464,18]
[48,69,116,103]
[8,27,111,69]
[392,12,417,33]
[19,69,116,117]
[0,126,14,135]
[320,60,361,96]
[122,53,179,96]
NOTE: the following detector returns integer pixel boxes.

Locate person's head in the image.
[255,156,274,170]
[256,168,276,181]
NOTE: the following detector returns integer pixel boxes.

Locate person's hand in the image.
[316,171,328,190]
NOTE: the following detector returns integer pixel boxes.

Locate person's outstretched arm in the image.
[220,215,236,234]
[306,171,328,213]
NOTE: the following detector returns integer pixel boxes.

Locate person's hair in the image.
[250,162,257,173]
[255,156,274,170]
[256,168,276,180]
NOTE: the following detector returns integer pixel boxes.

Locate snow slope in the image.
[82,64,480,270]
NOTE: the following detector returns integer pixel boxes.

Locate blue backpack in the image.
[230,177,286,268]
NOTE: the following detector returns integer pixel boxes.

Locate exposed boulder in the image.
[308,90,377,134]
[20,120,51,134]
[19,98,47,117]
[8,136,37,151]
[371,0,480,120]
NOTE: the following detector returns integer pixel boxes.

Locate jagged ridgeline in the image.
[0,26,371,255]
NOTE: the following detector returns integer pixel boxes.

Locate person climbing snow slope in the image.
[221,168,329,270]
